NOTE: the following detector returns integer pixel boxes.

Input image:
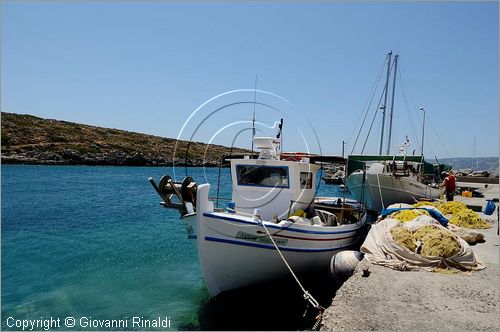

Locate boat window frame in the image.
[235,164,290,189]
[300,171,313,189]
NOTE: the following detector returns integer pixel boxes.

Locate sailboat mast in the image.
[379,51,393,155]
[386,54,399,155]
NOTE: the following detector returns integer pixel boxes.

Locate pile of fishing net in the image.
[449,209,492,229]
[412,201,492,229]
[361,216,485,272]
[391,209,430,222]
[390,224,461,258]
[436,201,468,215]
[413,201,439,208]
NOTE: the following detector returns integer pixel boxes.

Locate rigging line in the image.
[398,61,423,108]
[348,56,387,153]
[360,77,390,154]
[397,69,421,153]
[428,120,451,158]
[403,75,419,114]
[397,60,421,137]
[400,60,449,158]
[351,63,386,154]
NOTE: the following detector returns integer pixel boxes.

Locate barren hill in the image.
[1,112,250,166]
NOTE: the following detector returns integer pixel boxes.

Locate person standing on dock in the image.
[442,171,456,201]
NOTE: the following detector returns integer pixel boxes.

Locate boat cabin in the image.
[230,137,319,220]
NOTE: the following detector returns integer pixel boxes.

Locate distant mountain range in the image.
[428,157,499,172]
[1,112,251,166]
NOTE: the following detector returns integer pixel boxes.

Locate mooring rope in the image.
[258,218,325,330]
[398,177,419,203]
[376,173,385,209]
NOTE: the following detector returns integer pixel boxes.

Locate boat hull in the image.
[182,213,197,239]
[346,171,439,212]
[195,184,366,296]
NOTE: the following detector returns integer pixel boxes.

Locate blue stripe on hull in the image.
[203,212,362,235]
[204,236,354,252]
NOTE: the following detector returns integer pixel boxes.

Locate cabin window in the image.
[236,165,289,188]
[300,172,313,189]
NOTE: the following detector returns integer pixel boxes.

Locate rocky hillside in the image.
[1,112,250,166]
[433,157,499,172]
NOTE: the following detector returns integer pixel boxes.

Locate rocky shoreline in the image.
[1,152,222,167]
[1,112,249,167]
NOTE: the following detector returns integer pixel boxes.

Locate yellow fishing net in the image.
[413,201,439,208]
[436,201,467,215]
[390,227,416,251]
[413,200,491,229]
[392,209,429,222]
[420,230,461,257]
[413,224,441,242]
[390,224,461,258]
[449,209,493,229]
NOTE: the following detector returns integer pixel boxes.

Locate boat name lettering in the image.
[235,231,288,246]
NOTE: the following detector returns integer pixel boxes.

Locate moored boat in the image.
[150,123,367,296]
[345,52,448,211]
[345,152,440,212]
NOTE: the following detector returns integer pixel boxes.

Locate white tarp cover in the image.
[360,216,485,271]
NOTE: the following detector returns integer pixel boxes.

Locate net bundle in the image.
[391,209,429,222]
[390,224,461,258]
[412,201,492,229]
[450,209,492,229]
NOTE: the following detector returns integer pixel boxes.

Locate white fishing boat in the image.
[150,122,367,297]
[345,52,444,211]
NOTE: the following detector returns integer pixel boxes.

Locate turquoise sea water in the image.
[2,165,350,330]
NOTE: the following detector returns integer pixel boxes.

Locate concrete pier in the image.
[321,182,499,331]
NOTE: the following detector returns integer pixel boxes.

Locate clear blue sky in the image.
[2,1,498,158]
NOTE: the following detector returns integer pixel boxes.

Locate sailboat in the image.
[149,120,367,296]
[345,138,441,212]
[345,52,442,212]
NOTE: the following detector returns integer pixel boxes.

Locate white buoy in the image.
[329,250,364,281]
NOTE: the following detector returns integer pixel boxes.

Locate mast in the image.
[379,51,393,155]
[420,106,425,156]
[386,54,399,155]
[251,75,257,156]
